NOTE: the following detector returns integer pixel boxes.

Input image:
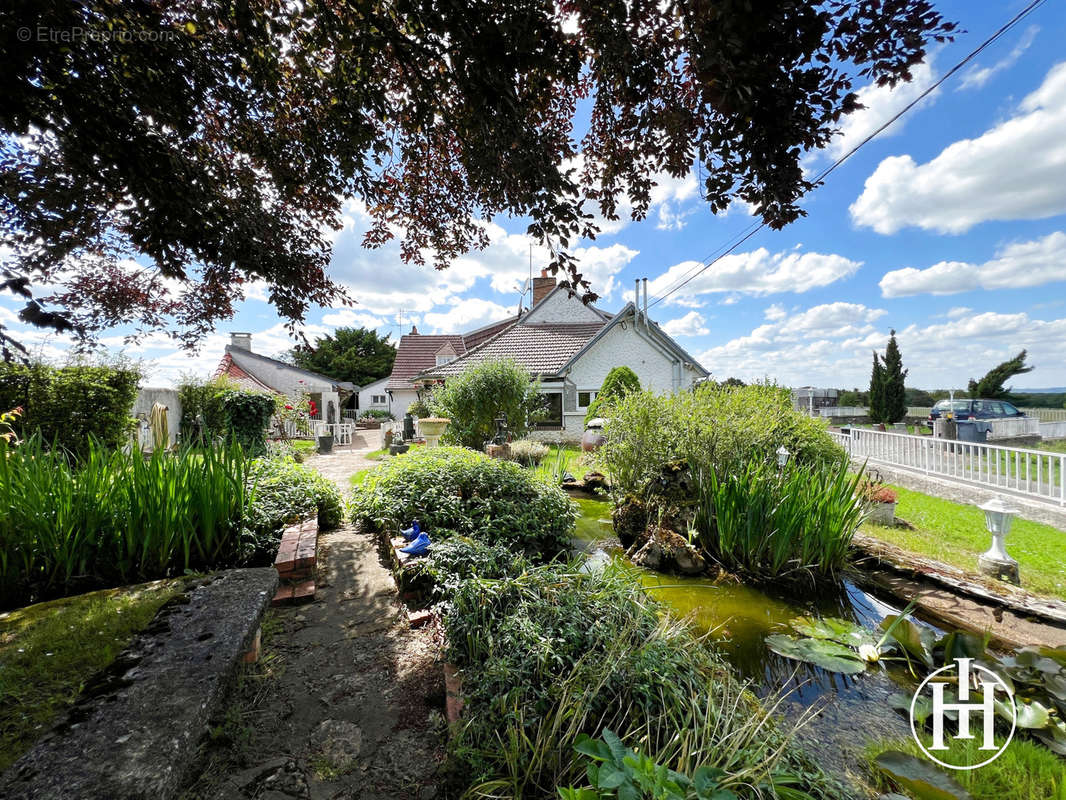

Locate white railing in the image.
[833,427,1065,506]
[818,406,868,417]
[987,417,1041,439]
[909,406,1066,422]
[1041,421,1066,440]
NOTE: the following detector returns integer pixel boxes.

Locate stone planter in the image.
[867,500,896,526]
[317,434,334,454]
[417,417,450,448]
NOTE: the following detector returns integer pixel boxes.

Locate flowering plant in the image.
[0,407,22,449]
[858,473,897,504]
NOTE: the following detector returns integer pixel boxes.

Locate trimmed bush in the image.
[178,376,274,455]
[428,359,543,448]
[246,458,344,558]
[349,446,575,556]
[0,361,140,455]
[584,365,640,424]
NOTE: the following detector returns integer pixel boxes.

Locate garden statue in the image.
[492,416,508,445]
[149,402,169,452]
[400,531,431,556]
[400,519,421,541]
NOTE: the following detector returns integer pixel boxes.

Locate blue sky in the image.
[5,0,1066,391]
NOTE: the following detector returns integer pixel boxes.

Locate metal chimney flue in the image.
[642,278,649,329]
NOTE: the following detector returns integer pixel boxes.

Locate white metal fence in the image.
[831,427,1065,506]
[1040,421,1066,440]
[818,406,868,417]
[907,406,1066,422]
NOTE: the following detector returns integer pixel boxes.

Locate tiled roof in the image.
[213,353,278,394]
[423,322,605,378]
[227,346,357,392]
[462,315,519,349]
[387,334,467,391]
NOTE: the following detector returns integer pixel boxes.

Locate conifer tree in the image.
[868,351,886,424]
[882,330,908,423]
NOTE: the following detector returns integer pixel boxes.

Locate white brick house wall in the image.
[357,377,392,415]
[521,288,604,325]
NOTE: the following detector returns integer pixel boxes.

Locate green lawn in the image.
[0,579,186,770]
[1038,440,1066,455]
[860,485,1066,601]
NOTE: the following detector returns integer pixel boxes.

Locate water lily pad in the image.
[787,616,867,645]
[874,751,973,800]
[764,633,867,674]
[880,616,935,668]
[1016,698,1051,729]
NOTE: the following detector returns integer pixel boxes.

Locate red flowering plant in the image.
[273,390,314,441]
[858,471,897,504]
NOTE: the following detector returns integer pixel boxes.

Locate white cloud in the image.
[946,306,972,318]
[764,303,787,321]
[879,231,1066,297]
[661,311,709,337]
[648,247,862,304]
[696,306,1066,388]
[320,309,387,328]
[827,58,938,159]
[958,26,1038,91]
[851,62,1066,235]
[422,298,515,334]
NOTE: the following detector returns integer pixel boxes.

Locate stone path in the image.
[183,437,445,800]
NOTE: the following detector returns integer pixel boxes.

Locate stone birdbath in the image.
[418,417,450,448]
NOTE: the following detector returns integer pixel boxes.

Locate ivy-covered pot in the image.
[317,433,335,454]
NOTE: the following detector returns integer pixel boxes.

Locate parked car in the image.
[928,399,1025,421]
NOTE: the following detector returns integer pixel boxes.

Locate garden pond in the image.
[573,498,961,788]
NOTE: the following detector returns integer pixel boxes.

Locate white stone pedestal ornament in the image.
[418,418,450,449]
[977,496,1020,585]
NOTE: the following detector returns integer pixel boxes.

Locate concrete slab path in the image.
[184,438,445,800]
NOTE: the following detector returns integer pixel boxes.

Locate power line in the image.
[647,0,1049,310]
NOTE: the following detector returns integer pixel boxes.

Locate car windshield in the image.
[934,400,971,412]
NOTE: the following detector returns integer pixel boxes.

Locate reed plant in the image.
[0,436,250,607]
[692,459,866,584]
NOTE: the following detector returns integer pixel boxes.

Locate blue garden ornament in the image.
[400,532,431,556]
[400,519,421,541]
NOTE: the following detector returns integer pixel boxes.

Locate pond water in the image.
[572,497,933,793]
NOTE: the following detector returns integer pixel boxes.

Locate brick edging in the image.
[272,517,318,606]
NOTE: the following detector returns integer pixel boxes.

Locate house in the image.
[357,376,392,416]
[215,333,357,423]
[394,271,708,440]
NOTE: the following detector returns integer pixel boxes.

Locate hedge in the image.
[0,362,140,455]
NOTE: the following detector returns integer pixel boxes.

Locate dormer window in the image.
[436,354,455,366]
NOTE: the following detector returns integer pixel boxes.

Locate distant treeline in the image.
[836,388,1066,409]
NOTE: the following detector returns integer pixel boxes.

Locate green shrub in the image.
[0,361,140,455]
[0,437,250,607]
[349,446,575,556]
[246,457,343,559]
[428,359,543,448]
[359,409,393,420]
[585,365,640,424]
[599,382,844,497]
[508,438,549,466]
[692,459,866,584]
[437,560,838,798]
[178,376,274,455]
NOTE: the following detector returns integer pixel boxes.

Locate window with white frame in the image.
[435,354,455,366]
[577,390,597,409]
[371,394,387,405]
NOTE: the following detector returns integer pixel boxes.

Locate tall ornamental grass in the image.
[0,437,250,607]
[693,459,867,584]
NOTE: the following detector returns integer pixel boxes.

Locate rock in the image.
[612,496,648,548]
[630,538,663,571]
[309,720,363,771]
[627,526,706,577]
[581,471,609,492]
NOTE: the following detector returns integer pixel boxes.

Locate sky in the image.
[4,0,1066,392]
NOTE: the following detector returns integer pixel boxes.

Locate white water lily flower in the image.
[858,643,881,663]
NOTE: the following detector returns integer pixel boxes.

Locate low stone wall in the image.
[0,568,278,800]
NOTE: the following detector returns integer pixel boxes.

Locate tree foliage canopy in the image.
[881,329,907,423]
[1,1,953,355]
[968,350,1034,400]
[288,327,395,387]
[586,365,642,423]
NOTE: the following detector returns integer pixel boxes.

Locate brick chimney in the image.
[230,332,252,351]
[532,268,556,307]
[410,325,419,335]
